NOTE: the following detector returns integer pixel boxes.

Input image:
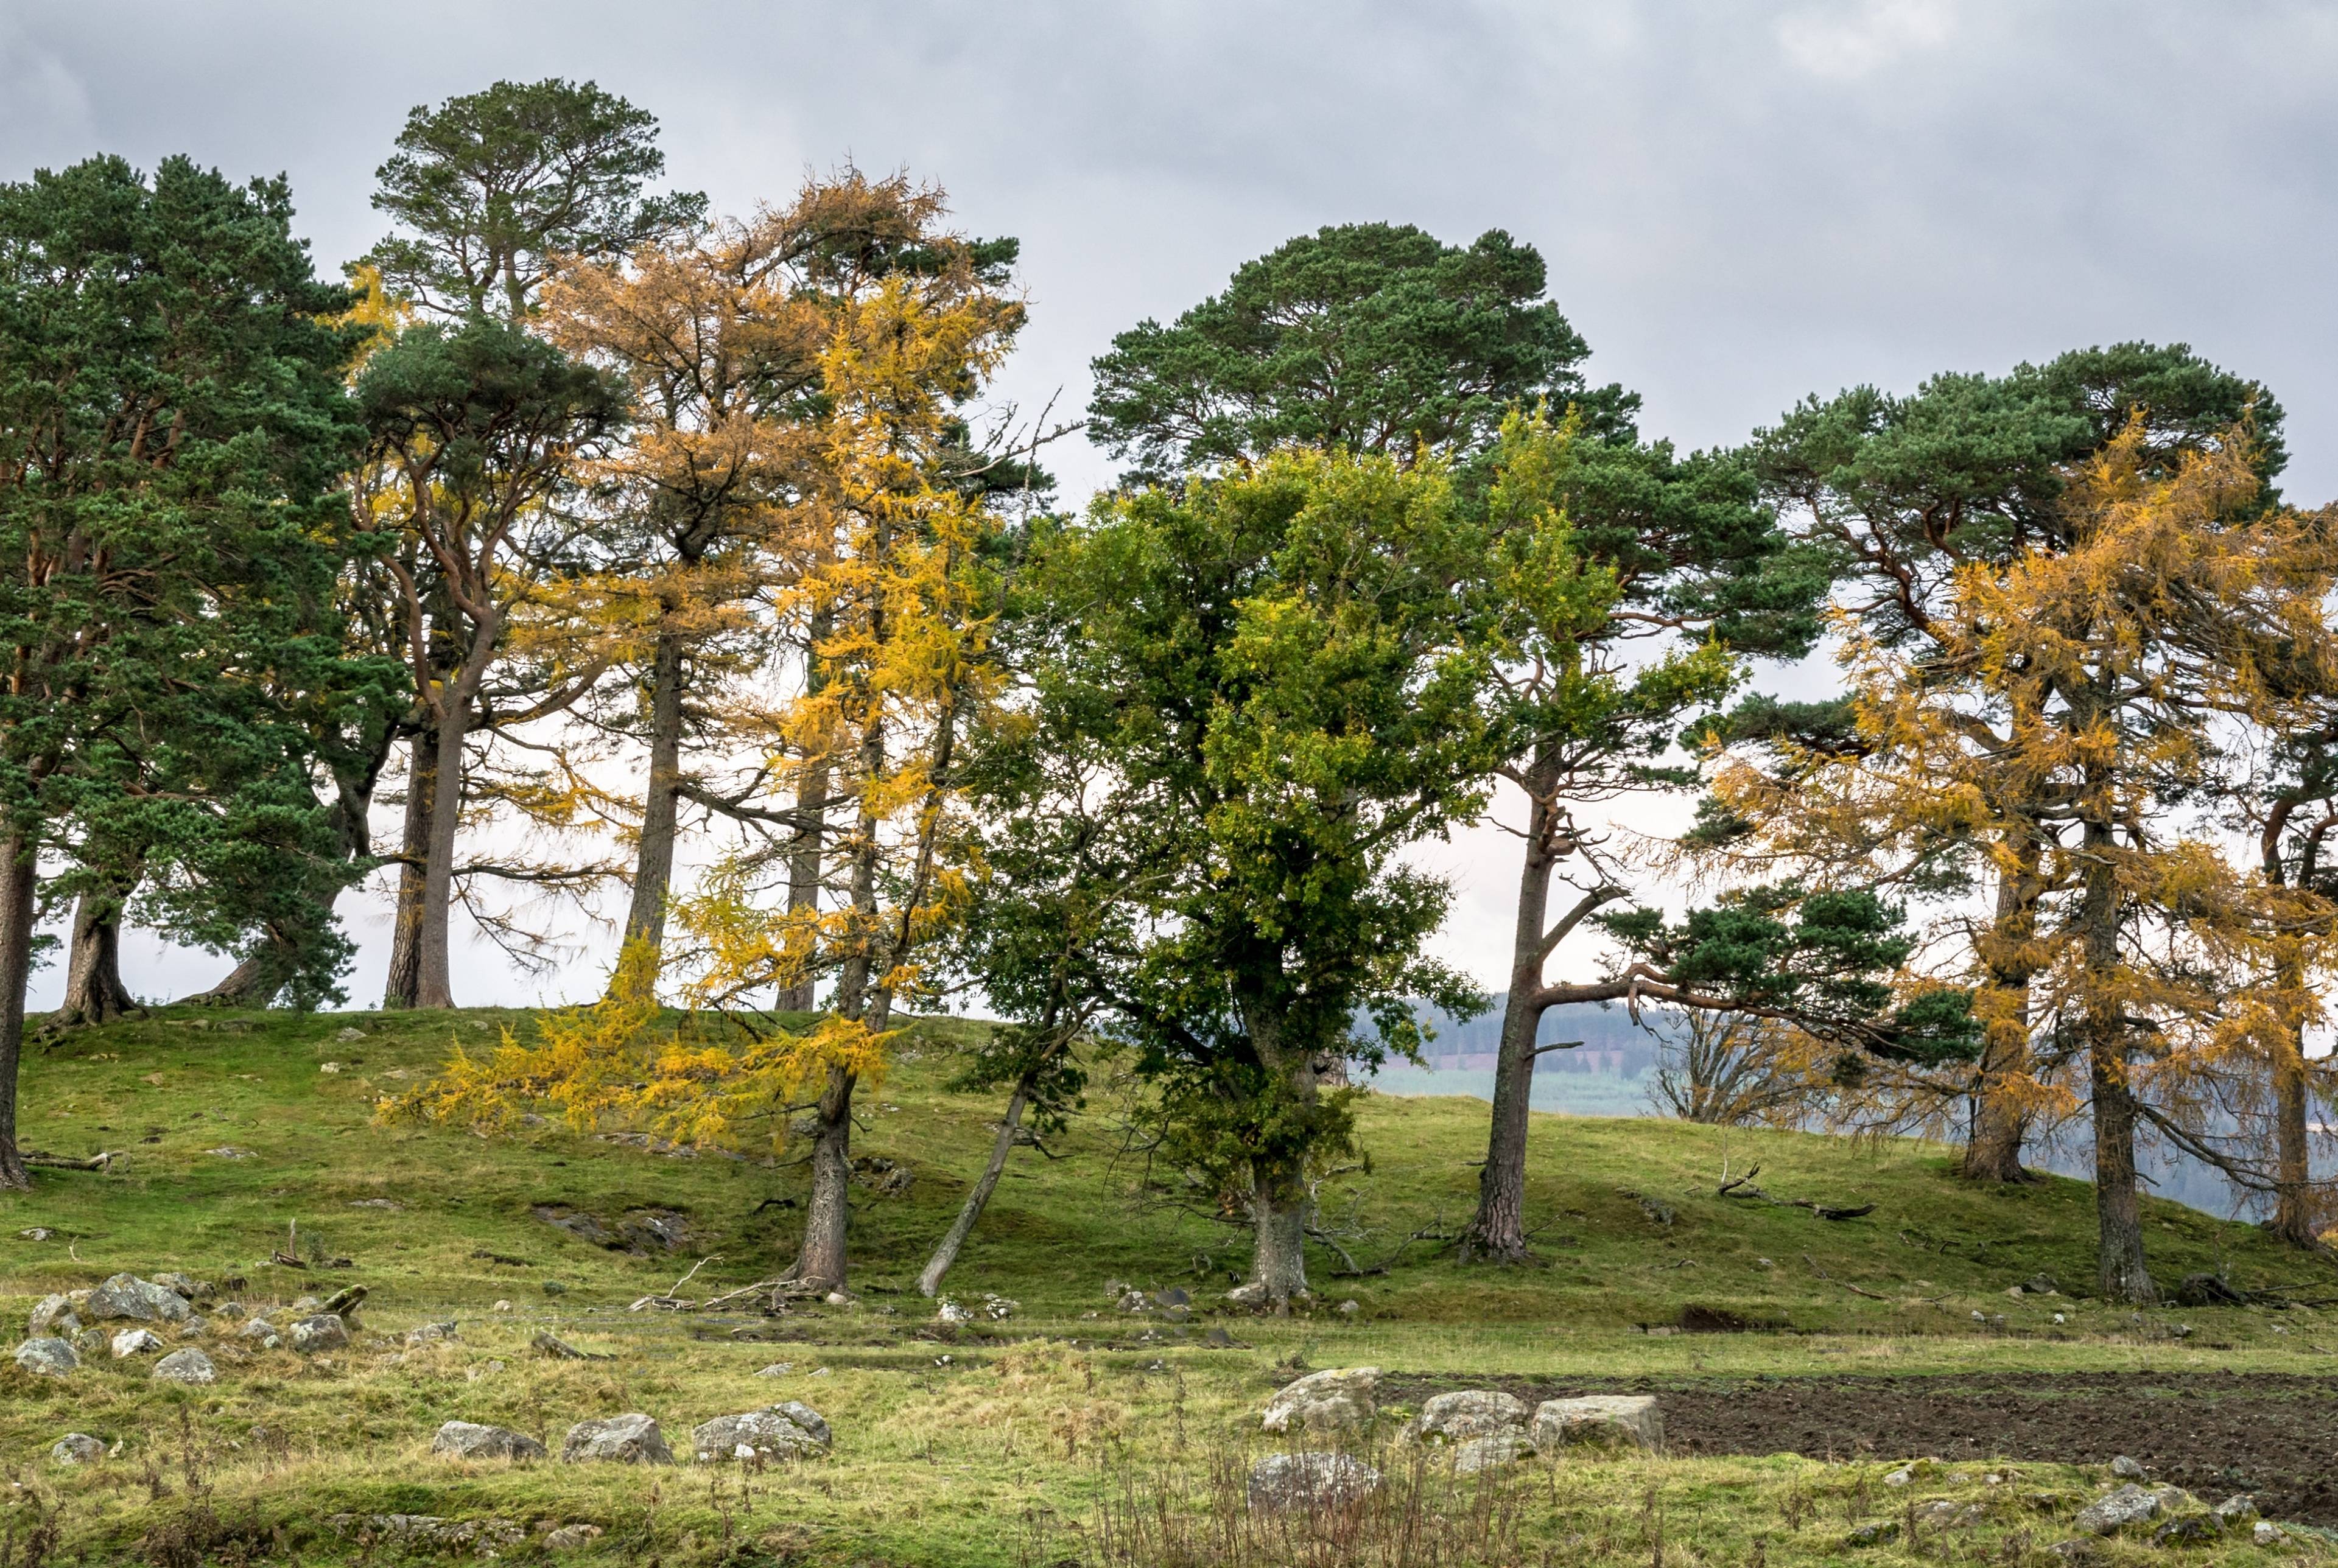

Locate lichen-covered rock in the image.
[1452,1431,1528,1472]
[288,1314,348,1353]
[2071,1483,2160,1535]
[766,1401,830,1446]
[690,1405,829,1463]
[150,1272,210,1301]
[13,1338,77,1377]
[2154,1514,2220,1546]
[430,1421,547,1461]
[151,1348,216,1385]
[405,1321,458,1345]
[27,1294,77,1338]
[1246,1452,1383,1512]
[559,1413,672,1465]
[1260,1367,1381,1433]
[544,1524,604,1550]
[51,1433,104,1464]
[326,1514,525,1550]
[2214,1494,2259,1524]
[85,1274,191,1324]
[1406,1390,1526,1444]
[110,1328,165,1358]
[1531,1395,1663,1453]
[237,1318,281,1350]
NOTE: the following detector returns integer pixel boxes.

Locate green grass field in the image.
[2,1004,2333,1566]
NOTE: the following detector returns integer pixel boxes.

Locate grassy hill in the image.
[3,1004,2334,1565]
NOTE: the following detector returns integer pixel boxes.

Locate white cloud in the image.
[1777,0,1958,79]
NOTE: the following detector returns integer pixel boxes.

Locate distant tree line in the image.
[3,77,2331,1310]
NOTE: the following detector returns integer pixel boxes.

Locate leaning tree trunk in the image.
[0,833,39,1191]
[616,631,686,975]
[181,950,286,1009]
[51,881,138,1029]
[384,721,438,1009]
[918,1080,1031,1298]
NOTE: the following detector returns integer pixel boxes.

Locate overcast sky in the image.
[6,0,2336,1010]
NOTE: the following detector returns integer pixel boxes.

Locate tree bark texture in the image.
[0,835,39,1189]
[616,630,687,973]
[917,1080,1030,1298]
[1462,823,1557,1262]
[1963,826,2044,1182]
[384,721,437,1009]
[2079,787,2155,1303]
[52,879,138,1028]
[412,616,499,1010]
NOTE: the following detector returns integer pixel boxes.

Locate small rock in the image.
[2072,1483,2159,1535]
[808,1366,830,1377]
[2110,1455,2145,1479]
[290,1296,321,1313]
[85,1273,192,1324]
[1336,1299,1360,1317]
[318,1061,344,1074]
[1260,1367,1381,1434]
[18,1227,52,1241]
[2213,1494,2258,1524]
[348,1198,401,1209]
[13,1338,77,1376]
[823,1290,850,1307]
[152,1348,216,1385]
[27,1295,78,1338]
[111,1328,166,1358]
[690,1405,830,1463]
[237,1318,281,1348]
[935,1299,972,1325]
[544,1524,605,1550]
[1846,1520,1901,1546]
[2025,1274,2060,1295]
[51,1432,104,1464]
[207,1146,255,1158]
[1246,1452,1383,1511]
[289,1314,349,1353]
[2256,1521,2286,1545]
[981,1293,1017,1320]
[1154,1287,1191,1309]
[430,1421,546,1461]
[405,1321,458,1345]
[755,1362,795,1377]
[492,1300,514,1313]
[177,1317,209,1339]
[2154,1515,2221,1545]
[336,1027,366,1043]
[1531,1395,1663,1453]
[1407,1390,1527,1444]
[1884,1466,1915,1487]
[214,1301,245,1321]
[2053,1312,2067,1325]
[560,1413,672,1465]
[150,1272,209,1301]
[530,1329,600,1360]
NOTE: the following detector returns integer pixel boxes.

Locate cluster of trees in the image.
[3,78,2330,1309]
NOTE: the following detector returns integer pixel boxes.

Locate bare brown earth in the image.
[1389,1371,2338,1525]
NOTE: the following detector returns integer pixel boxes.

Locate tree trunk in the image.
[412,627,496,1010]
[2270,946,2320,1248]
[1462,772,1564,1262]
[786,1063,855,1295]
[181,950,285,1009]
[781,608,832,1013]
[384,721,437,1009]
[2079,791,2155,1304]
[52,880,138,1028]
[1964,830,2042,1181]
[0,834,38,1191]
[616,630,686,973]
[1246,1159,1311,1306]
[918,1080,1029,1298]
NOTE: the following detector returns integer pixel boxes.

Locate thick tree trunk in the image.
[616,631,686,970]
[918,1080,1029,1298]
[384,722,437,1009]
[181,950,285,1009]
[1247,1160,1312,1306]
[52,880,138,1029]
[2270,945,2320,1248]
[0,835,38,1191]
[1964,834,2042,1181]
[2079,793,2155,1304]
[787,1063,856,1295]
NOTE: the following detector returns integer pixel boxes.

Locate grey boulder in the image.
[13,1338,77,1377]
[1260,1367,1381,1434]
[151,1348,216,1385]
[690,1404,830,1463]
[288,1313,349,1353]
[560,1413,673,1465]
[2071,1483,2160,1535]
[27,1294,78,1339]
[110,1328,166,1358]
[1531,1395,1663,1453]
[1453,1431,1529,1472]
[1407,1389,1527,1444]
[430,1420,547,1461]
[85,1273,192,1324]
[1246,1452,1383,1512]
